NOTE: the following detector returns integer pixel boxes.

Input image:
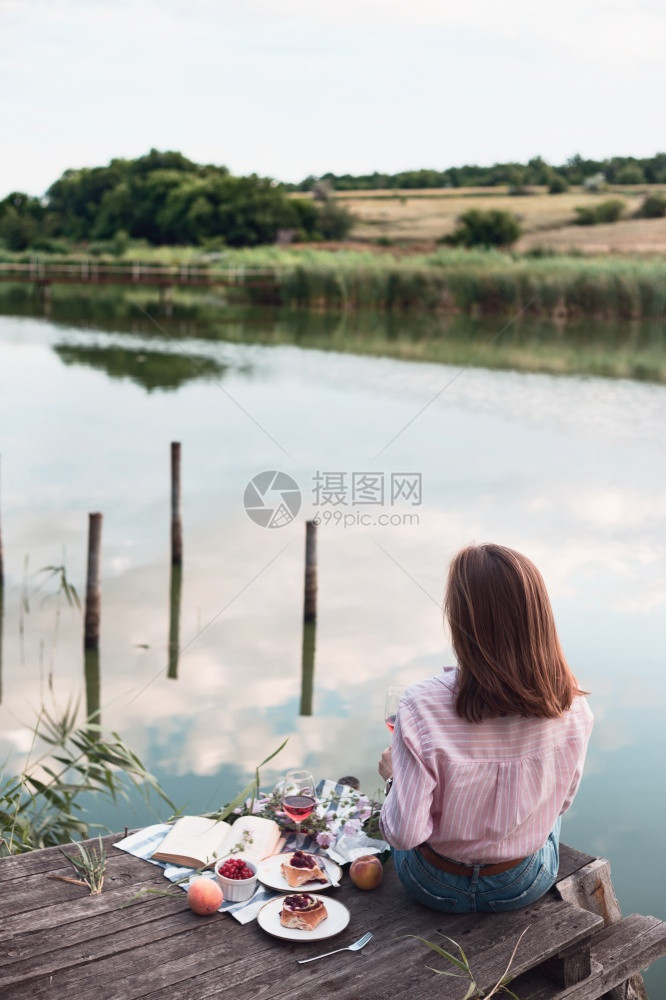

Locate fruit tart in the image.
[279,892,328,931]
[280,850,328,887]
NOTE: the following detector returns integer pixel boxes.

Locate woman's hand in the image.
[378,746,393,781]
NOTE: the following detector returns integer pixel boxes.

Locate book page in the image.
[225,815,282,863]
[151,813,282,869]
[152,815,231,868]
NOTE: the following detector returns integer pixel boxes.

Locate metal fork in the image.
[297,932,373,964]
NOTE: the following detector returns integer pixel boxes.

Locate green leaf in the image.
[217,779,256,821]
[406,936,469,973]
[463,983,479,1000]
[256,738,289,771]
[123,887,182,907]
[425,966,463,979]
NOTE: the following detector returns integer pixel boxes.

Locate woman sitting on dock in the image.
[379,542,593,913]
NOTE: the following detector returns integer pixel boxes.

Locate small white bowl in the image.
[214,858,258,902]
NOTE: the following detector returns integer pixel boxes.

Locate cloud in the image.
[569,490,666,529]
[232,0,666,64]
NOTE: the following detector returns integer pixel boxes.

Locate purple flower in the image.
[343,818,362,836]
[316,831,334,848]
[358,806,372,821]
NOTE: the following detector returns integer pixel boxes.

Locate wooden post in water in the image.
[300,521,318,715]
[299,620,316,716]
[84,647,101,727]
[84,513,103,649]
[160,284,173,318]
[167,563,182,680]
[171,442,183,566]
[38,281,52,316]
[303,520,317,623]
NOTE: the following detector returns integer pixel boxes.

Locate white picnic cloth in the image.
[113,779,388,924]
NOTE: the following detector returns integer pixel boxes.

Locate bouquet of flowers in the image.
[232,778,387,862]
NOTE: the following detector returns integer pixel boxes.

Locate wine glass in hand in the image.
[281,769,316,848]
[384,686,404,735]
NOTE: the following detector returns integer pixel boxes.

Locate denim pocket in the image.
[398,860,461,912]
[484,863,556,913]
[396,852,471,913]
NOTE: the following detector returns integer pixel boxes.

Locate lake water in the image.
[0,307,664,992]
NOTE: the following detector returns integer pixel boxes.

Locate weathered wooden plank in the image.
[389,898,601,998]
[196,895,600,1000]
[556,844,597,883]
[0,835,660,1000]
[554,852,648,999]
[507,916,666,1000]
[1,876,593,1000]
[0,895,192,982]
[0,914,283,1000]
[0,831,129,883]
[556,858,623,926]
[538,940,593,988]
[0,849,163,932]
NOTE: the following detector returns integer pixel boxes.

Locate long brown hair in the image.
[444,543,585,723]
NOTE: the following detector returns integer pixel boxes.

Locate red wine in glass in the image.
[384,686,404,734]
[281,769,316,847]
[282,794,316,823]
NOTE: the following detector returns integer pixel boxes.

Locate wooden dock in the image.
[0,834,664,999]
[0,261,279,290]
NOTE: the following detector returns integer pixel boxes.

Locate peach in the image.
[349,854,383,890]
[187,877,224,915]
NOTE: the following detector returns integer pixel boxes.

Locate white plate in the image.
[257,852,342,893]
[256,894,350,942]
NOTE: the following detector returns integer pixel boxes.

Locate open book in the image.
[151,814,283,870]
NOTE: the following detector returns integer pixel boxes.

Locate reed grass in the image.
[5,243,666,319]
[0,701,173,855]
[48,837,107,894]
[237,248,666,321]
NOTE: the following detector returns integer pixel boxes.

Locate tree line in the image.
[289,153,666,192]
[0,149,353,252]
[3,149,666,253]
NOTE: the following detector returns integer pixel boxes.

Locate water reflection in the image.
[84,646,100,726]
[1,282,665,384]
[54,343,227,393]
[299,621,316,716]
[168,563,182,680]
[0,308,665,992]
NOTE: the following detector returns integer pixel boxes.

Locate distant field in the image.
[516,215,666,253]
[332,186,666,252]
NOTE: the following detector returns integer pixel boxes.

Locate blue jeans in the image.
[392,817,561,913]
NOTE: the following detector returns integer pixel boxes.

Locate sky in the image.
[1,0,665,198]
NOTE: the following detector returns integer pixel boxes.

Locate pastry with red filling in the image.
[279,892,328,930]
[280,850,328,887]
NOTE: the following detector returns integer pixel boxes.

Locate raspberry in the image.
[219,857,254,880]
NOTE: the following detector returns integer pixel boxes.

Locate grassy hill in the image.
[330,186,666,253]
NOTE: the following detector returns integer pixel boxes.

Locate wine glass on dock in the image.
[384,686,404,735]
[281,769,316,848]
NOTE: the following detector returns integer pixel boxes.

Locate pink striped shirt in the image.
[379,668,593,863]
